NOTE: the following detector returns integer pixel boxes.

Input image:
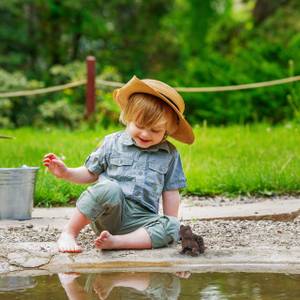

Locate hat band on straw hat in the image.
[158,92,180,112]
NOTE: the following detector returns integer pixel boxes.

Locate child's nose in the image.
[140,129,151,138]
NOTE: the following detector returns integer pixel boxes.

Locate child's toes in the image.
[94,237,101,243]
[94,238,102,246]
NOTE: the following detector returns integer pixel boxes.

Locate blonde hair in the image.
[120,93,178,135]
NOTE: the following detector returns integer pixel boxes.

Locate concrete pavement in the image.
[0,197,299,229]
[0,197,299,275]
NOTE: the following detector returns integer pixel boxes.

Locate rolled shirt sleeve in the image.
[84,138,108,175]
[163,150,186,191]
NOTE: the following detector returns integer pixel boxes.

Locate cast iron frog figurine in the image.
[179,224,205,256]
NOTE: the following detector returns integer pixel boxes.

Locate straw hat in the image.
[113,76,194,144]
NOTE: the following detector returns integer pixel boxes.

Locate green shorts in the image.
[84,273,180,298]
[76,178,180,248]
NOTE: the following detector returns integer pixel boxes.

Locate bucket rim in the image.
[0,167,39,171]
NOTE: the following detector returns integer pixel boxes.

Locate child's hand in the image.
[174,271,191,279]
[43,153,69,179]
[58,272,81,285]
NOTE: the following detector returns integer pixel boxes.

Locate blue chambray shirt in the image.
[84,130,186,213]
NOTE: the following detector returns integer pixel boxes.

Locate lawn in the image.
[1,124,299,206]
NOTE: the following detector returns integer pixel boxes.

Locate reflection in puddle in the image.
[0,272,299,299]
[0,276,37,292]
[83,272,182,299]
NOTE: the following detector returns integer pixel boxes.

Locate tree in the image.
[253,0,289,24]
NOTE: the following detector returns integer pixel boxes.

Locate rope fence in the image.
[1,74,300,99]
[175,75,300,92]
[97,76,300,92]
[0,56,299,118]
[0,80,86,98]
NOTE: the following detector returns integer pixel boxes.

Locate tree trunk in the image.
[24,3,38,72]
[253,0,289,24]
[71,13,82,61]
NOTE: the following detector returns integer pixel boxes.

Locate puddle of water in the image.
[0,272,299,300]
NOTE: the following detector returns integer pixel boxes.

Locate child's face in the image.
[127,121,166,148]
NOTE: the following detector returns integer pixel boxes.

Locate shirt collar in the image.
[120,130,170,153]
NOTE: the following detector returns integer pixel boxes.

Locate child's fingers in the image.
[51,159,65,166]
[43,157,56,166]
[58,273,81,284]
[43,153,53,159]
[43,158,51,167]
[43,153,57,160]
[175,271,191,279]
[43,157,61,164]
[43,158,63,168]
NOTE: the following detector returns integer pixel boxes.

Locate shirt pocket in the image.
[107,156,135,180]
[148,161,168,175]
[145,160,169,201]
[147,160,169,186]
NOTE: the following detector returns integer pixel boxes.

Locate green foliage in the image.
[0,61,123,129]
[0,0,176,78]
[37,99,82,128]
[0,69,44,127]
[0,66,84,128]
[170,0,300,125]
[287,60,300,122]
[95,66,123,127]
[1,0,300,126]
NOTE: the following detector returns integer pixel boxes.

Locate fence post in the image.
[85,56,96,119]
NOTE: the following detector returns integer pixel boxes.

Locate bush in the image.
[0,62,123,129]
[166,0,300,125]
[0,69,44,127]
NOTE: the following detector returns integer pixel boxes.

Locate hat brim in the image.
[113,76,194,144]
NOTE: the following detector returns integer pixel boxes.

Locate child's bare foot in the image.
[94,231,119,249]
[57,232,82,253]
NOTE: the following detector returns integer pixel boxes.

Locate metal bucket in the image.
[0,166,39,220]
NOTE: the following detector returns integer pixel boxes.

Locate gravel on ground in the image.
[0,219,299,251]
[0,196,299,251]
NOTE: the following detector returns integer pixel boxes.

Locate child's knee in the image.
[91,180,123,206]
[166,216,180,242]
[146,216,180,249]
[76,179,124,221]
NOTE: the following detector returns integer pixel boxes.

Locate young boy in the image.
[43,76,194,253]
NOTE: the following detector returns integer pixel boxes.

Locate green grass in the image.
[1,124,300,206]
